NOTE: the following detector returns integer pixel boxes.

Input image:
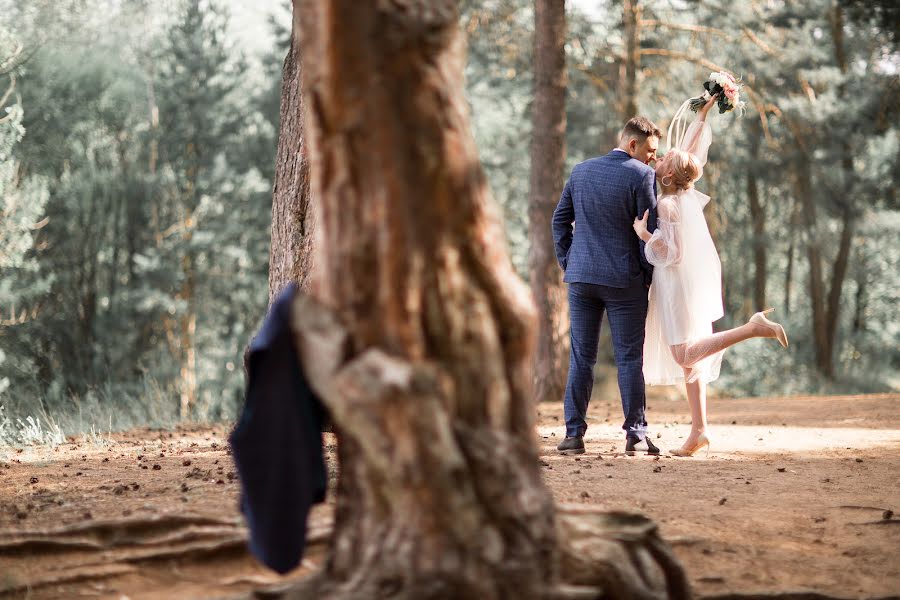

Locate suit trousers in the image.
[564,280,649,440]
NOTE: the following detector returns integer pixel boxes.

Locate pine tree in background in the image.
[0,25,50,400]
[3,5,149,402]
[151,0,255,419]
[0,25,48,284]
[528,0,569,404]
[1,0,277,430]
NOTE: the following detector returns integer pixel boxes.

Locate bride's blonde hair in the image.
[663,148,702,191]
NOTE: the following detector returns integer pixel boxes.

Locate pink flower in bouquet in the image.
[725,86,737,100]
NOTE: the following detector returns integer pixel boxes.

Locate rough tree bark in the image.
[268,0,315,303]
[295,2,554,595]
[528,0,569,405]
[277,2,690,598]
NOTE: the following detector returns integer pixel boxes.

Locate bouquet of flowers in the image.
[689,71,745,114]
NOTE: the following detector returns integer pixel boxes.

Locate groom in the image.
[552,117,661,456]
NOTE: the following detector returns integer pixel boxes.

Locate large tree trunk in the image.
[296,3,554,595]
[281,2,690,598]
[528,0,569,405]
[268,0,315,302]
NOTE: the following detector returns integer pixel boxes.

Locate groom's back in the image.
[562,152,655,288]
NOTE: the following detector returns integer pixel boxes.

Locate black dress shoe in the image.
[557,436,585,455]
[625,437,660,456]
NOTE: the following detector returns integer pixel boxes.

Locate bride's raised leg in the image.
[670,310,788,370]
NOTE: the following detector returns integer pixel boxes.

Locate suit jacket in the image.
[552,150,657,288]
[229,283,328,574]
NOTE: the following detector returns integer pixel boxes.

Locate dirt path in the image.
[538,391,900,599]
[1,392,898,599]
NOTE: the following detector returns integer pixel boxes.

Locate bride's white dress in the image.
[643,120,724,385]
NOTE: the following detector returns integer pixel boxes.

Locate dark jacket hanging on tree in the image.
[229,283,328,574]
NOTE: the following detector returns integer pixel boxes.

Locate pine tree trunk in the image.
[825,207,854,367]
[179,253,197,419]
[852,252,867,334]
[784,197,800,315]
[296,3,553,595]
[528,0,569,405]
[620,0,641,120]
[746,126,766,312]
[822,2,855,377]
[268,0,315,302]
[783,236,793,314]
[795,155,831,377]
[281,2,691,597]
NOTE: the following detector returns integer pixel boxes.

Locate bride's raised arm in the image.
[679,94,716,168]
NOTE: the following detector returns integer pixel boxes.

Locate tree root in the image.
[555,505,692,600]
[243,504,691,600]
[0,513,333,597]
[0,513,241,553]
[0,563,139,597]
[702,594,900,600]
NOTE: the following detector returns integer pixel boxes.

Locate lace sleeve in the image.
[678,121,712,168]
[644,196,681,267]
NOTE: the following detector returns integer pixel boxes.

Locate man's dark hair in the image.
[620,117,662,143]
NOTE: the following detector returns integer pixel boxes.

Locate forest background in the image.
[0,0,897,444]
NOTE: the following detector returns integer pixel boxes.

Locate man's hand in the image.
[633,209,652,242]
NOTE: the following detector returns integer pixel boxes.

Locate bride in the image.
[632,94,788,457]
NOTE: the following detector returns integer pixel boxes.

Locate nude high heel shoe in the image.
[749,308,789,348]
[670,433,711,457]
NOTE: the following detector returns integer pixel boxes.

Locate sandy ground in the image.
[0,388,898,599]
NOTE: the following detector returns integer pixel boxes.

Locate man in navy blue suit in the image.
[552,117,662,456]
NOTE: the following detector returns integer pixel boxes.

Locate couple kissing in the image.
[551,95,788,458]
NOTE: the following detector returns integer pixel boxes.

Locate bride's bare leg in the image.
[680,369,708,449]
[670,321,770,369]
